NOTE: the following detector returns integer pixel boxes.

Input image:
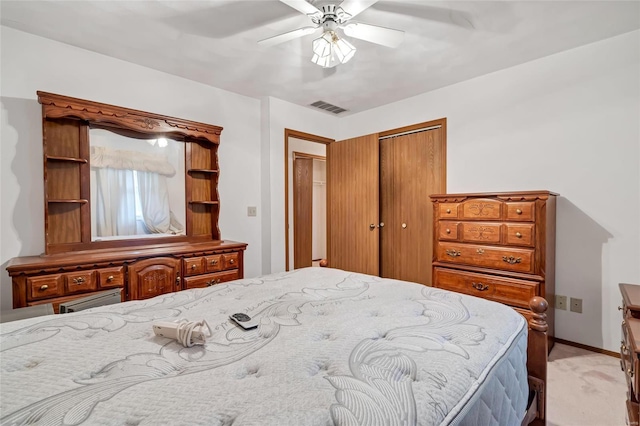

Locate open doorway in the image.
[284,129,334,271]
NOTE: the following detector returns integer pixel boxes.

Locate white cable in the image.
[174,319,213,347]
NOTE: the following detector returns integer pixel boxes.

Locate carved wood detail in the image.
[38,91,223,144]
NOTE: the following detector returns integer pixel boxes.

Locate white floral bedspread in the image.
[0,267,527,425]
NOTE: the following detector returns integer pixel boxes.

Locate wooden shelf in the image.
[189,168,219,173]
[189,201,219,206]
[48,199,89,204]
[46,156,88,163]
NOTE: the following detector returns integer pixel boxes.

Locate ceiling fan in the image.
[258,0,404,68]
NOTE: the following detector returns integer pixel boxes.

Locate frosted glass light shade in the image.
[310,31,357,68]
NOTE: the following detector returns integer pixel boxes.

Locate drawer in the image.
[438,203,459,219]
[505,224,535,247]
[461,198,502,220]
[184,270,239,289]
[205,254,223,272]
[436,242,535,274]
[439,222,460,240]
[460,222,501,244]
[65,271,97,294]
[27,275,64,301]
[623,318,640,400]
[184,257,205,276]
[506,202,535,221]
[434,267,539,309]
[223,252,239,270]
[98,267,125,288]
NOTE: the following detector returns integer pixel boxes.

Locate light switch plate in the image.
[247,206,257,217]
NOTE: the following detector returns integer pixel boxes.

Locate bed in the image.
[0,267,547,425]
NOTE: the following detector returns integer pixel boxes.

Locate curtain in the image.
[95,168,137,237]
[91,145,183,237]
[137,171,184,235]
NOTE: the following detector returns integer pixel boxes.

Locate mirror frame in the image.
[38,91,223,254]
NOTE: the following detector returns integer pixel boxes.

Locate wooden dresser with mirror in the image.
[430,191,557,349]
[6,91,246,313]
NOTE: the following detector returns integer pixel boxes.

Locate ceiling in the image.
[2,0,639,116]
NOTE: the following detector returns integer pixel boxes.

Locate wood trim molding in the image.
[284,129,334,271]
[554,337,620,358]
[378,117,447,139]
[293,151,326,161]
[37,91,223,144]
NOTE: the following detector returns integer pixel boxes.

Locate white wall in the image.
[338,31,640,352]
[0,27,263,312]
[264,97,337,274]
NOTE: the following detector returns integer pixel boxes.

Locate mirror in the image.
[89,128,186,241]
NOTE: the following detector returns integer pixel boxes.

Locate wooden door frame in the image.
[284,129,334,271]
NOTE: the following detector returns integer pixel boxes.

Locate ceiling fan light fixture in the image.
[333,37,356,63]
[311,31,356,68]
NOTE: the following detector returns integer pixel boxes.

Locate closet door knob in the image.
[402,223,407,229]
[370,224,376,229]
[379,222,384,228]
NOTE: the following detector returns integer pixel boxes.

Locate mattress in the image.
[0,267,528,425]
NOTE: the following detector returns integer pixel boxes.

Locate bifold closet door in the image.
[380,127,446,285]
[293,157,313,269]
[327,134,379,276]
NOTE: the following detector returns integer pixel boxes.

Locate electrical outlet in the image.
[570,297,583,313]
[247,206,257,217]
[555,295,567,310]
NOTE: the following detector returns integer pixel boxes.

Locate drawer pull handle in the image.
[107,275,114,281]
[191,264,197,270]
[472,282,489,291]
[446,209,451,214]
[515,232,522,238]
[211,260,218,265]
[516,209,523,215]
[622,343,628,352]
[445,249,461,257]
[476,248,485,255]
[502,256,522,264]
[619,306,623,311]
[229,259,235,264]
[207,278,221,286]
[40,284,49,291]
[445,229,451,234]
[72,277,86,284]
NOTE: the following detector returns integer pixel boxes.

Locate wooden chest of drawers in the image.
[430,191,557,347]
[7,240,246,312]
[619,283,640,425]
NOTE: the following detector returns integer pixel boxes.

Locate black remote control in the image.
[230,313,258,330]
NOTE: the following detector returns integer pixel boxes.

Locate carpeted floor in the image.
[547,343,626,426]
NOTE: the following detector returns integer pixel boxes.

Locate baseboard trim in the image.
[554,338,619,358]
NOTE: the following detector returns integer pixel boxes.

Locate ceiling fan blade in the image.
[342,22,404,48]
[339,0,380,18]
[258,26,319,47]
[279,0,322,17]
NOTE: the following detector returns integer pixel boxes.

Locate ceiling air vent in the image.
[309,100,348,115]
